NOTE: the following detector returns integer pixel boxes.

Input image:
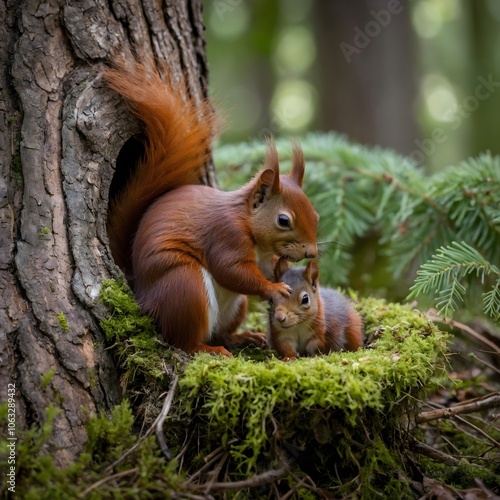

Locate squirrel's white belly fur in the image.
[201,267,244,337]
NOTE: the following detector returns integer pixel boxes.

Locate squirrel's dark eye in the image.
[269,297,274,306]
[278,214,290,228]
[301,294,309,305]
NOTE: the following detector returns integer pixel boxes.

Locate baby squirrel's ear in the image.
[274,255,290,281]
[304,259,319,292]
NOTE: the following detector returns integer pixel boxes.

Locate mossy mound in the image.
[166,297,447,497]
[96,280,448,497]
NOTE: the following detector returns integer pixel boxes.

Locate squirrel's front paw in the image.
[268,282,291,301]
[226,330,269,349]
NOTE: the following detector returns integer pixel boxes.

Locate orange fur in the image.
[105,60,319,355]
[105,61,216,273]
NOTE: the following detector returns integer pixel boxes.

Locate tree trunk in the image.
[312,0,419,156]
[469,0,500,159]
[0,0,210,466]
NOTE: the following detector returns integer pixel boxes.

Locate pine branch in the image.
[483,277,500,322]
[408,241,500,320]
[435,277,467,319]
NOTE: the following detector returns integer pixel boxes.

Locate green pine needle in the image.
[408,241,500,319]
[483,278,500,321]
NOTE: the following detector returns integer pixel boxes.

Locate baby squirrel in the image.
[105,59,318,357]
[268,257,363,360]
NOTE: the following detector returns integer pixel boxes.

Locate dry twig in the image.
[188,440,238,482]
[425,313,500,354]
[190,451,291,493]
[452,414,500,449]
[155,374,179,459]
[104,375,178,473]
[202,451,230,495]
[80,468,139,497]
[409,438,460,466]
[417,393,500,424]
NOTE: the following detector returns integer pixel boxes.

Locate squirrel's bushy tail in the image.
[105,59,216,271]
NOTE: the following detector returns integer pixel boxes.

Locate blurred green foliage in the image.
[205,0,500,172]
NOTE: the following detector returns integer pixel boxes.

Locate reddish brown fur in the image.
[105,60,318,355]
[269,258,364,360]
[105,61,216,273]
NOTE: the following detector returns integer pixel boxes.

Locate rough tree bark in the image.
[0,0,211,466]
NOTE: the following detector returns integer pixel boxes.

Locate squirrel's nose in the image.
[274,310,287,323]
[304,244,317,259]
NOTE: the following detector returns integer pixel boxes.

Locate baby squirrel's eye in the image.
[301,293,309,305]
[278,214,290,228]
[269,297,274,306]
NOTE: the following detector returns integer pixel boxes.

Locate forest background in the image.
[205,0,500,311]
[207,0,500,171]
[2,0,499,497]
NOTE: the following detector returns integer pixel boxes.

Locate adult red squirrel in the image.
[104,60,319,356]
[269,257,363,360]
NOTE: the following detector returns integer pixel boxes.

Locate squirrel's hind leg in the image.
[218,296,269,350]
[215,295,269,349]
[137,264,232,356]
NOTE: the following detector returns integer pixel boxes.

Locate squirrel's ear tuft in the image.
[264,138,281,194]
[304,259,319,291]
[274,255,290,281]
[290,140,305,187]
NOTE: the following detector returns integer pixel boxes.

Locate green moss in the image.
[57,312,69,332]
[39,226,51,238]
[7,114,18,126]
[414,411,500,491]
[88,368,96,389]
[100,279,156,340]
[86,401,137,463]
[12,154,22,175]
[99,279,182,390]
[40,368,55,390]
[422,460,500,491]
[2,400,184,498]
[165,298,448,495]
